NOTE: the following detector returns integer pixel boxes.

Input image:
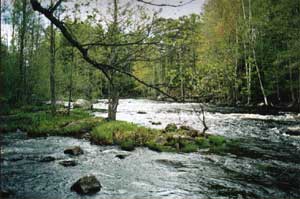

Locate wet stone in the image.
[71,175,101,195]
[115,154,130,159]
[64,146,84,156]
[59,159,78,167]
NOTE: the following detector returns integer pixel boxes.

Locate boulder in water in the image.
[59,159,77,167]
[286,126,300,136]
[64,146,84,156]
[71,175,101,195]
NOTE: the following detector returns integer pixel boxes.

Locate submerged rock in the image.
[286,126,300,136]
[151,121,162,125]
[64,146,84,156]
[137,111,147,114]
[115,154,130,159]
[71,175,101,195]
[155,159,184,168]
[39,156,56,162]
[165,123,177,132]
[59,159,77,167]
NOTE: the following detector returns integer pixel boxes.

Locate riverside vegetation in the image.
[0,104,240,154]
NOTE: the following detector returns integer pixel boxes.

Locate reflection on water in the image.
[2,99,300,199]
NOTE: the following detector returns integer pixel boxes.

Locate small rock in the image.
[59,159,78,167]
[40,156,56,162]
[71,175,101,195]
[165,123,177,132]
[64,146,84,156]
[286,126,300,136]
[137,111,147,114]
[151,121,162,125]
[115,154,130,159]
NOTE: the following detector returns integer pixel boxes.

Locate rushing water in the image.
[1,99,300,199]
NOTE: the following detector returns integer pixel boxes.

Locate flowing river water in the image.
[1,99,300,199]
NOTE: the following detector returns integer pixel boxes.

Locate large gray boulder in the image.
[71,175,101,195]
[73,99,91,109]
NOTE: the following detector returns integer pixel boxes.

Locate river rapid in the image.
[1,99,300,199]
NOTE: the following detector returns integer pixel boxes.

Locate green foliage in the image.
[181,141,199,153]
[120,140,135,151]
[146,141,176,153]
[195,137,210,148]
[208,135,226,146]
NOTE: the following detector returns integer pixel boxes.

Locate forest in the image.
[1,0,300,199]
[1,0,300,115]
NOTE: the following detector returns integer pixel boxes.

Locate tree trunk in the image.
[108,81,119,120]
[50,0,56,115]
[67,48,74,116]
[18,0,27,104]
[241,0,251,105]
[249,0,268,106]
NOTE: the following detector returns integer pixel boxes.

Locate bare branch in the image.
[30,0,178,101]
[49,0,64,13]
[82,41,159,48]
[136,0,195,7]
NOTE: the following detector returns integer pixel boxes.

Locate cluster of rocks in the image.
[38,146,102,195]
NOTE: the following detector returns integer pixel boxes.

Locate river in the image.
[1,99,300,199]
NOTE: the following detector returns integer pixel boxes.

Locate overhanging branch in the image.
[30,0,177,101]
[136,0,195,7]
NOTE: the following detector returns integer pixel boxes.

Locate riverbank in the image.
[0,105,239,154]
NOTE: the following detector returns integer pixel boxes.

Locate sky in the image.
[1,0,205,44]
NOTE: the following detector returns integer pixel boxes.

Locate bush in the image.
[120,140,135,151]
[181,141,198,153]
[208,135,226,146]
[195,137,210,148]
[146,141,176,152]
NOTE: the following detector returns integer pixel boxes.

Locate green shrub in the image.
[181,141,198,153]
[195,137,210,148]
[120,140,135,151]
[208,135,226,146]
[146,141,176,152]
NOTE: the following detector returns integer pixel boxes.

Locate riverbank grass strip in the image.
[1,107,240,154]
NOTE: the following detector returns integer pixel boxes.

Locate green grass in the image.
[1,105,241,154]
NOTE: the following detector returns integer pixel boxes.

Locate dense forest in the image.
[1,0,300,118]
